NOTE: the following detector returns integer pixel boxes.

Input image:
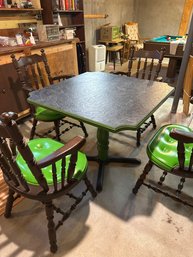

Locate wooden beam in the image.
[84,14,108,19]
[183,56,193,115]
[178,0,193,35]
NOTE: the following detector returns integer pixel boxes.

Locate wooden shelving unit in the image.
[40,0,86,73]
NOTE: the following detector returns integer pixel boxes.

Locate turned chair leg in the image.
[80,121,88,138]
[151,114,156,129]
[45,201,57,253]
[119,50,123,65]
[4,188,15,218]
[132,161,153,194]
[54,120,61,141]
[112,52,116,70]
[106,51,109,64]
[30,118,38,139]
[136,129,141,147]
[84,176,97,198]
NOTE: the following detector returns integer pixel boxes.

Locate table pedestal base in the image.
[88,156,141,192]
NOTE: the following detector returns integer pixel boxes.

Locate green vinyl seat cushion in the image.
[147,124,193,172]
[35,106,64,121]
[16,138,87,185]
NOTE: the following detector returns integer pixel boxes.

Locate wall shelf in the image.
[54,10,83,14]
[0,8,42,12]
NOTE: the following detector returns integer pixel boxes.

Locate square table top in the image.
[28,72,174,132]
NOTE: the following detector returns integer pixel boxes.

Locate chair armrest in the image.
[37,136,86,168]
[52,74,75,82]
[170,129,193,144]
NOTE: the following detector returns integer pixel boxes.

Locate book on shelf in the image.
[59,0,65,10]
[64,0,69,10]
[57,0,80,11]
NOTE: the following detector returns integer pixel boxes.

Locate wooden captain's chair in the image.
[112,45,165,146]
[132,124,193,208]
[11,49,88,141]
[0,112,97,253]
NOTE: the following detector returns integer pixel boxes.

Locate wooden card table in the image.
[28,72,174,192]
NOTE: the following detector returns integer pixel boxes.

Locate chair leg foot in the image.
[132,161,153,194]
[84,176,97,198]
[4,188,15,218]
[45,201,58,253]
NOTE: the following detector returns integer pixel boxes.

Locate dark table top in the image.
[28,72,174,132]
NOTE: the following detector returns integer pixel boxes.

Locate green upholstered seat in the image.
[147,124,193,172]
[16,138,87,185]
[35,106,64,121]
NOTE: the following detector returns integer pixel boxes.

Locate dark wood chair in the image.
[112,45,165,146]
[132,124,193,208]
[0,111,97,253]
[11,49,88,141]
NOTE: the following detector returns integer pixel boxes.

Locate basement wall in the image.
[84,0,186,49]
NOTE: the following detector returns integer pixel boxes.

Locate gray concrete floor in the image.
[1,63,193,257]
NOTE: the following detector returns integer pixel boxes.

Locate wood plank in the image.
[183,55,193,115]
[84,14,108,19]
[31,42,78,76]
[178,0,193,35]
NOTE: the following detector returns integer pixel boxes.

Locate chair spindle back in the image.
[11,49,53,93]
[128,46,165,81]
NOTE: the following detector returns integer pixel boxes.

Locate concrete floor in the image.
[1,64,193,257]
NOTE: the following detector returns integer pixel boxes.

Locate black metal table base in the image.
[87,156,141,192]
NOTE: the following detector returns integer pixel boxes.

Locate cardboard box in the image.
[100,26,120,41]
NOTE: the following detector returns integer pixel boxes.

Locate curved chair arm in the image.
[170,129,193,144]
[37,136,86,168]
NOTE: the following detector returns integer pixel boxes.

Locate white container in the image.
[89,45,106,71]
